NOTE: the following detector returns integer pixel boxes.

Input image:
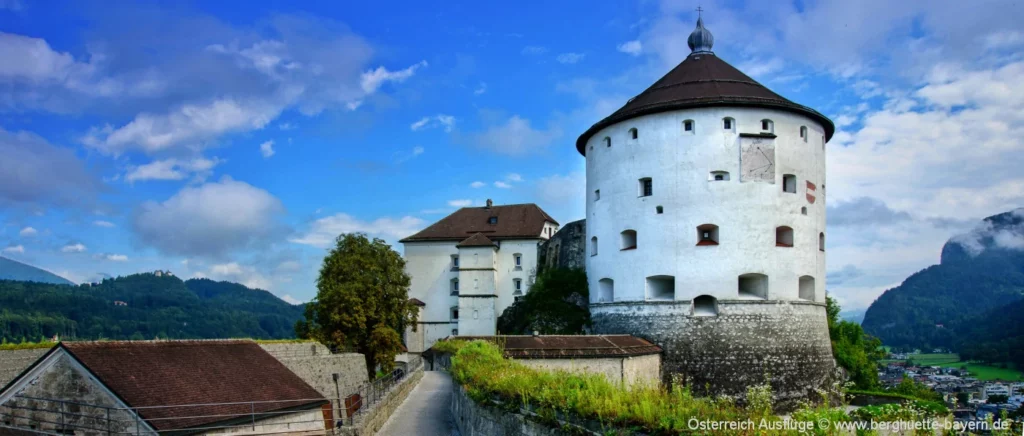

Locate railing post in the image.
[135,409,140,436]
[251,402,255,431]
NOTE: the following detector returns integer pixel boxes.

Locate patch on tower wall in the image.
[806,181,816,204]
[740,137,775,183]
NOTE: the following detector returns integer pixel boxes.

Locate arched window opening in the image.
[819,233,825,252]
[591,236,598,256]
[692,295,718,317]
[598,278,614,303]
[450,278,459,295]
[638,177,653,197]
[696,224,719,246]
[604,136,611,147]
[800,126,808,142]
[683,119,695,133]
[629,127,638,139]
[646,275,675,301]
[620,230,637,250]
[738,273,768,300]
[656,205,664,214]
[801,207,808,215]
[761,119,774,133]
[723,117,735,131]
[783,174,797,193]
[799,276,815,301]
[776,226,794,247]
[710,171,730,181]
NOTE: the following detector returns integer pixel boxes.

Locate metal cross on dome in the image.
[696,6,703,17]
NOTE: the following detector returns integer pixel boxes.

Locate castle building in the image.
[401,200,559,353]
[579,15,835,404]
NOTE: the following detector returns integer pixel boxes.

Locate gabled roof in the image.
[401,203,558,243]
[51,340,326,432]
[432,335,662,359]
[456,233,497,248]
[576,52,834,155]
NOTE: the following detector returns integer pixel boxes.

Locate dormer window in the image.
[488,217,498,225]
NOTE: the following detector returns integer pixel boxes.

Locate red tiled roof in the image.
[577,54,834,154]
[440,335,662,359]
[61,340,326,432]
[401,203,558,243]
[456,233,497,248]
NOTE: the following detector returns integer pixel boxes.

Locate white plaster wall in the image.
[403,242,459,352]
[458,245,498,336]
[584,106,826,303]
[493,239,541,313]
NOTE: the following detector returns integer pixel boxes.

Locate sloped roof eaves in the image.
[400,204,559,243]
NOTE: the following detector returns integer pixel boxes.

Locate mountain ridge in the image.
[0,256,74,285]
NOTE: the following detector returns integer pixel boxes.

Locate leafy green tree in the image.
[497,268,589,335]
[295,233,418,379]
[988,394,1008,404]
[893,376,944,402]
[956,392,970,405]
[827,296,885,389]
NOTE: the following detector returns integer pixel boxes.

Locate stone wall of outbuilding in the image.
[536,219,586,274]
[0,348,47,388]
[258,342,368,408]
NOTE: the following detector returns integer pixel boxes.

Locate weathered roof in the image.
[456,233,497,248]
[401,203,558,243]
[443,335,662,359]
[60,340,327,432]
[576,53,834,154]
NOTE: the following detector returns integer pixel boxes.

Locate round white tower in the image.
[581,15,836,406]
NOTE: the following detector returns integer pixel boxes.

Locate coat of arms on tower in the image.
[806,181,816,204]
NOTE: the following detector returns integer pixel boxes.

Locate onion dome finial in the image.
[687,7,714,55]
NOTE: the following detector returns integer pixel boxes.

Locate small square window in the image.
[684,121,693,131]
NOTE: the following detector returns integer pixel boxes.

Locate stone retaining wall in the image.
[452,385,567,436]
[336,368,423,436]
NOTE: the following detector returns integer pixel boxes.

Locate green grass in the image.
[881,353,1024,381]
[0,341,56,351]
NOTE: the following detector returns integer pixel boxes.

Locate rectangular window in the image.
[452,310,459,320]
[514,279,522,291]
[724,119,732,129]
[515,255,522,267]
[452,329,458,336]
[454,280,459,291]
[762,120,769,130]
[684,120,693,131]
[452,256,459,268]
[594,189,600,201]
[640,178,653,197]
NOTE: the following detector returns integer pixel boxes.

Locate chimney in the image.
[486,199,493,208]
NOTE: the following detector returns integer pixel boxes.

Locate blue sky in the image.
[1,0,1022,309]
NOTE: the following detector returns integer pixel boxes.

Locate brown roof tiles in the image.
[61,340,326,432]
[456,233,497,248]
[401,203,558,243]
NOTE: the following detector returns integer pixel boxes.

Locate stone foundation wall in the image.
[336,369,423,436]
[591,299,834,408]
[452,385,565,436]
[259,342,368,410]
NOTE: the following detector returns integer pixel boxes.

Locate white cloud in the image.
[470,181,485,188]
[556,53,586,64]
[19,227,37,237]
[494,181,511,189]
[521,46,547,55]
[410,114,455,132]
[93,220,115,228]
[447,199,473,207]
[61,243,87,253]
[360,60,427,94]
[83,98,284,155]
[0,127,101,208]
[125,157,222,183]
[278,122,295,131]
[280,294,303,305]
[289,213,425,248]
[474,83,487,95]
[202,262,273,290]
[104,254,128,261]
[617,40,643,56]
[505,173,523,183]
[133,176,284,257]
[260,140,275,158]
[465,115,561,156]
[2,245,24,254]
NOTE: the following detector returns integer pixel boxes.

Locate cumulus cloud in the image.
[505,173,523,183]
[949,208,1024,256]
[61,243,87,253]
[260,140,275,158]
[2,245,24,254]
[0,127,101,209]
[410,114,455,132]
[463,115,561,156]
[617,40,642,56]
[289,213,425,248]
[198,261,273,290]
[535,172,585,221]
[556,53,586,64]
[360,60,427,94]
[94,220,115,228]
[447,199,473,207]
[280,294,303,305]
[470,181,485,188]
[474,83,487,95]
[394,146,425,164]
[19,227,37,237]
[827,197,913,227]
[103,254,128,261]
[494,181,511,189]
[133,176,284,257]
[124,157,222,183]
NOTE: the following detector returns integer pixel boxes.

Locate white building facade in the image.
[402,200,559,353]
[582,15,837,406]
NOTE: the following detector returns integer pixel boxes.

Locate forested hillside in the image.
[0,274,303,342]
[0,256,74,285]
[862,208,1024,367]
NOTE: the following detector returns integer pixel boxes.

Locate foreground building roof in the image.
[576,16,834,154]
[401,202,558,243]
[6,340,327,432]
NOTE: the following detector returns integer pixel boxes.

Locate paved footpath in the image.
[376,371,459,436]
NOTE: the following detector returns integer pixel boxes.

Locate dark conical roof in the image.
[576,19,834,155]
